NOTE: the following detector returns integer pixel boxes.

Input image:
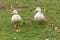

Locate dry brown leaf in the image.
[48,23,54,27]
[55,27,58,31]
[44,8,46,11]
[16,29,21,33]
[57,29,60,32]
[14,37,16,39]
[11,5,13,8]
[45,38,49,40]
[45,16,49,19]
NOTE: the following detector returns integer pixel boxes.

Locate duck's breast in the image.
[11,15,21,22]
[34,13,45,21]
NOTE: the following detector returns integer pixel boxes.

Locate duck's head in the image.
[34,7,41,12]
[11,10,18,15]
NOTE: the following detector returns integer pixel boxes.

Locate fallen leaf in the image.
[45,16,49,19]
[56,29,60,32]
[45,38,49,40]
[44,8,46,11]
[11,5,13,8]
[16,29,21,33]
[14,37,16,39]
[48,23,54,27]
[55,27,58,31]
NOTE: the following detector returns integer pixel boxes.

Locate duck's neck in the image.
[14,13,18,15]
[37,11,41,14]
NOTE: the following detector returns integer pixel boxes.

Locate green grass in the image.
[0,0,60,40]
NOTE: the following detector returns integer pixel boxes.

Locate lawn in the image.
[0,0,60,40]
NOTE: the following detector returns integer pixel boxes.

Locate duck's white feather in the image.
[34,12,45,21]
[34,7,46,22]
[11,15,21,22]
[11,9,22,27]
[11,10,22,22]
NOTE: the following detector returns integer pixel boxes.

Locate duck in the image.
[34,7,46,24]
[11,9,22,27]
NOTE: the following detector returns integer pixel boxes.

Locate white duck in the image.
[34,7,46,24]
[11,9,22,27]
